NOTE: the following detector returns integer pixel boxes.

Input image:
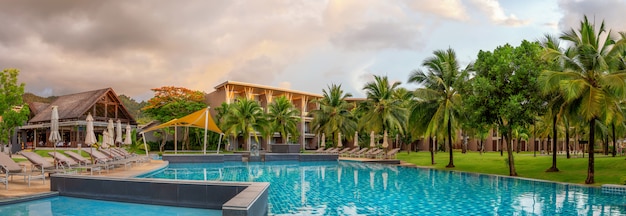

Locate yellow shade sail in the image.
[142,107,223,134]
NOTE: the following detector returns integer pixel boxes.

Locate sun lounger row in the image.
[316,147,401,159]
[0,153,46,189]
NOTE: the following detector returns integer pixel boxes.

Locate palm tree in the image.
[408,48,468,168]
[360,75,407,151]
[267,95,301,144]
[393,87,414,150]
[539,16,626,184]
[311,84,357,147]
[221,97,269,151]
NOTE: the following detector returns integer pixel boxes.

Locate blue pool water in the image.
[141,161,626,215]
[0,196,221,216]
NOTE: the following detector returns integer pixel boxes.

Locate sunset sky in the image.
[1,0,625,101]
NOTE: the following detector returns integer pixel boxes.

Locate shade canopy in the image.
[320,133,325,148]
[141,107,223,154]
[354,131,358,148]
[142,108,222,134]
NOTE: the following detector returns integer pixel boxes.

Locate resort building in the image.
[206,81,324,151]
[16,88,136,152]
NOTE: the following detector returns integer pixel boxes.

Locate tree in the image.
[221,97,269,151]
[468,40,546,176]
[0,69,30,155]
[267,95,301,144]
[393,87,414,151]
[119,94,149,124]
[408,49,468,168]
[539,16,626,184]
[311,84,357,147]
[360,75,406,152]
[143,86,207,152]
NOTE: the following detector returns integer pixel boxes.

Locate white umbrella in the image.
[369,131,375,148]
[85,113,97,146]
[337,132,342,148]
[115,119,123,146]
[354,131,359,148]
[124,124,132,145]
[107,119,114,148]
[382,130,389,149]
[321,133,325,148]
[102,130,109,148]
[49,106,62,165]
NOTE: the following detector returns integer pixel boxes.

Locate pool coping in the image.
[0,191,59,206]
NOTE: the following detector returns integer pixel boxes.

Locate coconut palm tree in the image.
[539,16,626,184]
[408,48,468,168]
[311,84,357,147]
[221,97,269,151]
[360,75,407,151]
[267,95,301,144]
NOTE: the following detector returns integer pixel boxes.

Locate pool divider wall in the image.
[49,175,269,216]
[162,153,338,163]
[162,154,243,163]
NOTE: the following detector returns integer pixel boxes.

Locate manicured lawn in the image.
[397,151,626,186]
[32,149,91,158]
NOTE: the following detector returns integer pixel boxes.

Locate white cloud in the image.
[404,0,470,21]
[469,0,530,26]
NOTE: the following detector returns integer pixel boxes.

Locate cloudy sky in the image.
[1,0,625,101]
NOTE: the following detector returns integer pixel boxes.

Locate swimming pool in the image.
[140,161,626,215]
[0,195,221,216]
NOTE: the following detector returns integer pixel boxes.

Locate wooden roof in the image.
[27,88,136,125]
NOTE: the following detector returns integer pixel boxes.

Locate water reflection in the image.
[144,161,626,215]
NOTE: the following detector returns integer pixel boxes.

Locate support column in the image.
[300,96,307,150]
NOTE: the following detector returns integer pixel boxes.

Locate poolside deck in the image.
[0,156,166,200]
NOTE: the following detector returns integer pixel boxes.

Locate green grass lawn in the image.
[31,149,91,158]
[397,151,626,186]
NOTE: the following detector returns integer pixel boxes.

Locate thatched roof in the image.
[27,88,135,124]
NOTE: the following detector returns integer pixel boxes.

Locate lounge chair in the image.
[325,148,339,154]
[112,148,149,163]
[0,153,45,189]
[64,151,93,166]
[19,152,67,175]
[314,147,327,153]
[366,149,384,158]
[85,148,131,170]
[337,147,352,155]
[385,148,401,159]
[48,152,103,175]
[342,147,360,157]
[351,148,369,157]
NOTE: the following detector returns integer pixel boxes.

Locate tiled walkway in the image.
[0,158,166,200]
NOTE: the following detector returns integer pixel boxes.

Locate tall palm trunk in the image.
[612,124,616,157]
[547,115,559,172]
[565,121,570,159]
[446,119,454,168]
[429,136,435,165]
[585,118,595,184]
